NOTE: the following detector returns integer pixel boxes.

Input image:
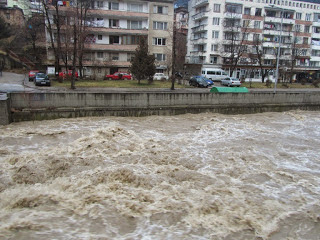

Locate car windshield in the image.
[37,73,47,78]
[231,78,238,81]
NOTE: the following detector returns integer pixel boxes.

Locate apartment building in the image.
[186,0,320,81]
[45,0,174,79]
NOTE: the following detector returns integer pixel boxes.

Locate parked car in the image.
[153,73,169,81]
[189,76,213,88]
[59,70,79,79]
[34,72,51,86]
[28,70,39,81]
[105,72,132,80]
[221,77,241,87]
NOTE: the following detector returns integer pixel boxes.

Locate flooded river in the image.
[0,111,319,240]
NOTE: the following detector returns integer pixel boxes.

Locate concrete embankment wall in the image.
[2,91,320,124]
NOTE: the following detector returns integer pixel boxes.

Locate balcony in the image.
[82,60,130,67]
[87,27,148,35]
[313,32,320,39]
[0,0,7,5]
[265,16,294,25]
[193,0,209,8]
[192,11,208,21]
[191,24,207,33]
[224,12,242,19]
[84,44,138,52]
[313,21,320,27]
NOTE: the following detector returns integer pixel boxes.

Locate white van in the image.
[201,68,228,81]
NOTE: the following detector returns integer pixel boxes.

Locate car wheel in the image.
[228,83,231,87]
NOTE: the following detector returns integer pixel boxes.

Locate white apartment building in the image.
[45,0,174,78]
[187,0,320,81]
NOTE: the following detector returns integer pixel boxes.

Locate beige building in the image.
[45,0,174,79]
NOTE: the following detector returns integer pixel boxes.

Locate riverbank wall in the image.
[1,91,320,124]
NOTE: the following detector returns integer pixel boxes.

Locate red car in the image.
[105,72,132,80]
[59,70,79,79]
[28,70,39,81]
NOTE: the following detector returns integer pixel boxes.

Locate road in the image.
[1,71,320,93]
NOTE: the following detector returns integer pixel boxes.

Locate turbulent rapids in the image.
[0,111,319,240]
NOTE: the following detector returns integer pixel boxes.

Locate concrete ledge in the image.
[0,93,10,125]
[3,91,320,123]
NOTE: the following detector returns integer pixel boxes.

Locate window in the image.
[128,4,143,12]
[109,19,119,28]
[111,53,119,61]
[211,44,218,51]
[97,1,103,8]
[295,25,301,32]
[153,38,166,45]
[253,34,260,41]
[153,5,168,14]
[154,53,166,61]
[255,8,262,16]
[242,33,249,40]
[303,37,308,44]
[304,26,310,33]
[153,21,168,30]
[226,4,241,14]
[98,35,102,40]
[210,56,218,64]
[109,2,119,10]
[306,14,311,21]
[128,21,142,29]
[97,52,103,58]
[243,20,250,28]
[212,31,219,38]
[122,35,143,45]
[212,17,220,25]
[110,35,120,44]
[244,8,251,15]
[296,12,302,20]
[254,21,261,29]
[213,4,220,12]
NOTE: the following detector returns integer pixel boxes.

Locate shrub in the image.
[312,79,320,88]
[265,79,272,88]
[300,78,307,85]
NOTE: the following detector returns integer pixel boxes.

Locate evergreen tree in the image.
[129,37,156,84]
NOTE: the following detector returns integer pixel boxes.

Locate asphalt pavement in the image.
[1,71,320,93]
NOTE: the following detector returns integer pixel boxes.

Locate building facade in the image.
[45,0,174,79]
[186,0,320,81]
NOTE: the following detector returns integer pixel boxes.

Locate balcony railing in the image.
[191,24,207,33]
[192,11,209,20]
[193,0,209,8]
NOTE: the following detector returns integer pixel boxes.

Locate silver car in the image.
[221,77,241,87]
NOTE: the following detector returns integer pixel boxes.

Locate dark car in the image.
[189,76,213,88]
[34,73,51,86]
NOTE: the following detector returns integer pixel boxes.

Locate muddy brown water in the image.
[0,111,319,239]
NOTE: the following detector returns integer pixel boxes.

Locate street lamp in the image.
[269,5,284,93]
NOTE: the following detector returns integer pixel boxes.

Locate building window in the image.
[97,1,104,8]
[109,19,119,28]
[306,14,311,21]
[213,4,220,13]
[212,17,220,25]
[97,52,103,58]
[296,12,302,20]
[98,35,102,40]
[255,8,262,16]
[153,5,168,14]
[211,44,218,51]
[243,20,250,28]
[304,26,310,33]
[154,53,166,61]
[253,34,260,41]
[210,56,218,64]
[111,53,119,61]
[110,35,120,44]
[295,25,301,32]
[127,53,135,62]
[212,31,219,39]
[153,38,166,45]
[153,21,168,30]
[303,37,308,44]
[128,21,142,29]
[109,2,119,10]
[128,4,143,12]
[98,68,102,73]
[254,21,261,29]
[244,8,251,15]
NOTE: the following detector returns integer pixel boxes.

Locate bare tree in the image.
[221,16,251,77]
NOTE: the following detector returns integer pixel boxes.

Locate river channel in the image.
[0,111,319,239]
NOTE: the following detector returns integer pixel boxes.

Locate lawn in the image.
[51,78,318,89]
[51,79,189,88]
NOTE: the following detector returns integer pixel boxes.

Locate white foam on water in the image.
[0,111,319,239]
